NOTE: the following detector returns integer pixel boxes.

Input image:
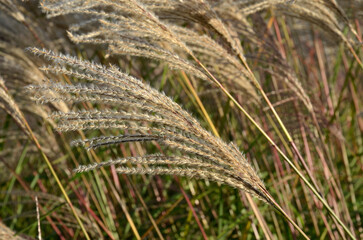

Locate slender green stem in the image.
[259,185,310,240]
[21,115,91,240]
[190,55,356,240]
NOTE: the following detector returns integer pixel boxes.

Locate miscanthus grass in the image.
[0,0,361,239]
[26,46,311,238]
[27,47,270,203]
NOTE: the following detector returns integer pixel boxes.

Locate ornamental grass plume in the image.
[27,47,271,204]
[0,0,360,239]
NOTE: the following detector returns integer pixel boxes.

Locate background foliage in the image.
[0,0,362,239]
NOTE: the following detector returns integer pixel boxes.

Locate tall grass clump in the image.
[0,0,361,239]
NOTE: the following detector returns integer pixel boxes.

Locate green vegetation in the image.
[0,1,362,239]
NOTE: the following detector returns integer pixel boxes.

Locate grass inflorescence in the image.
[0,0,361,239]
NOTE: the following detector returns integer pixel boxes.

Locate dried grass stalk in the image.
[0,76,28,135]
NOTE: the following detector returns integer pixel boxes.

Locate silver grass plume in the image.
[27,47,271,204]
[220,0,356,44]
[39,0,358,112]
[40,0,260,102]
[38,0,358,119]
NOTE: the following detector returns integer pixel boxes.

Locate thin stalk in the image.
[0,82,91,239]
[180,71,276,239]
[128,180,165,240]
[257,184,310,240]
[245,194,274,240]
[78,131,142,239]
[189,55,356,239]
[0,157,66,239]
[141,196,184,239]
[21,120,91,240]
[181,71,219,136]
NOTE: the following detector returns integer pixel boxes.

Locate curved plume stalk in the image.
[27,47,271,203]
[0,76,28,135]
